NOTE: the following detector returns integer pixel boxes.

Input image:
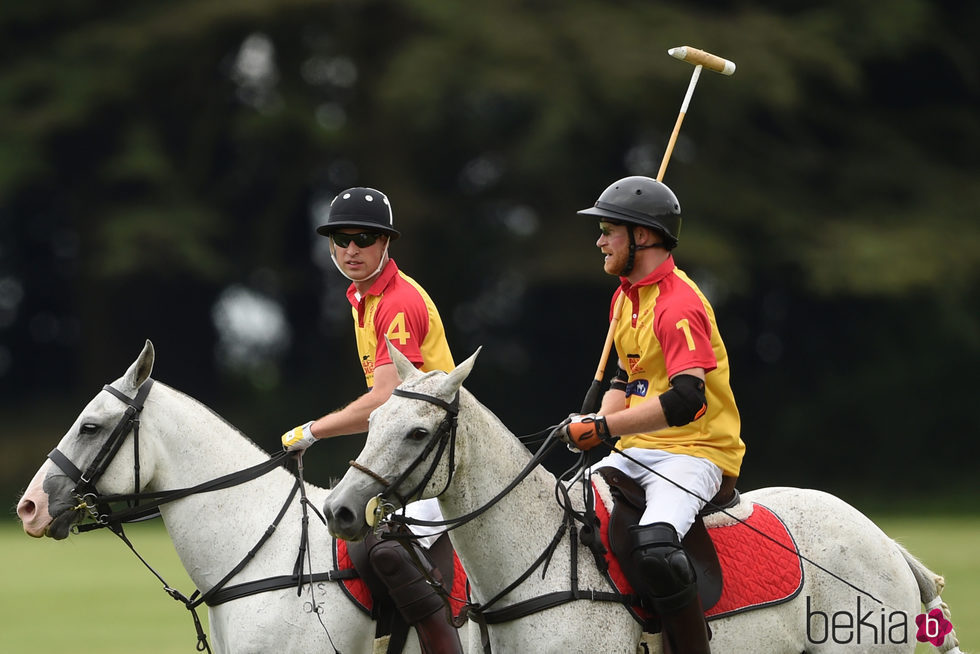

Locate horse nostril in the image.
[17,498,36,522]
[335,505,356,527]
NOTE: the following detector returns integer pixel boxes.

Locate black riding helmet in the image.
[577,176,681,249]
[316,187,400,239]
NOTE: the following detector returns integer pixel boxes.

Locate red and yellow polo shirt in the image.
[610,256,744,476]
[346,259,454,388]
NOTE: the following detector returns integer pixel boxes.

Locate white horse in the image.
[324,346,966,654]
[16,340,425,654]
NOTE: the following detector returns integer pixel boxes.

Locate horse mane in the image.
[155,380,274,459]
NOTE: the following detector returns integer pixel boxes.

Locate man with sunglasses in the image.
[557,176,745,654]
[282,187,463,653]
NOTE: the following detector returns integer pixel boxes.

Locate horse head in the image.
[323,340,480,541]
[17,340,158,539]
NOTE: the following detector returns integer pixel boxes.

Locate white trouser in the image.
[404,497,444,549]
[592,448,722,538]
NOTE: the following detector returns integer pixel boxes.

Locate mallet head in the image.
[668,46,736,75]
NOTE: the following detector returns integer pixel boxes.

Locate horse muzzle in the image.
[322,493,373,542]
[17,488,86,540]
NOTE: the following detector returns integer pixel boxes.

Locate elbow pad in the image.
[659,374,707,427]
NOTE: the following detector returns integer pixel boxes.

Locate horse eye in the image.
[80,423,99,435]
[406,427,429,441]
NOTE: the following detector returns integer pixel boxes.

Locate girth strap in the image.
[480,588,632,624]
[205,570,359,606]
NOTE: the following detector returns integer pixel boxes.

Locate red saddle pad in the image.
[594,484,803,621]
[702,502,804,618]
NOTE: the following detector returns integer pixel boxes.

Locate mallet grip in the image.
[668,46,736,75]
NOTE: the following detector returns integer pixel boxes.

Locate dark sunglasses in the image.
[331,232,383,248]
[598,221,623,236]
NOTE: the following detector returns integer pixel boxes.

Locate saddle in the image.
[592,467,738,627]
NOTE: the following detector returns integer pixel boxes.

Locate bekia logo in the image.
[915,608,953,646]
[806,597,955,646]
[806,596,909,645]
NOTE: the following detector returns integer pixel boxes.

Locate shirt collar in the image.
[347,258,399,306]
[619,255,675,293]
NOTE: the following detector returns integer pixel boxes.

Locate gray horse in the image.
[324,344,965,653]
[18,341,426,654]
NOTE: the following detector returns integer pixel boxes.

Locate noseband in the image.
[48,379,155,524]
[350,387,460,514]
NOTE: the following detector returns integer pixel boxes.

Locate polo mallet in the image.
[579,45,736,414]
[657,46,736,181]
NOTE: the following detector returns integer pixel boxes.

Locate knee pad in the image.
[629,522,698,612]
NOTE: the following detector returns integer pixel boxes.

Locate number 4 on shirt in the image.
[386,312,412,346]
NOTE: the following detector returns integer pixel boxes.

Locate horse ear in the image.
[123,340,155,391]
[443,347,481,392]
[386,337,421,382]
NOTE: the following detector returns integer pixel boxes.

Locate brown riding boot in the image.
[412,605,464,654]
[369,536,464,654]
[659,595,711,654]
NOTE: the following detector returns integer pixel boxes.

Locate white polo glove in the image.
[282,421,317,452]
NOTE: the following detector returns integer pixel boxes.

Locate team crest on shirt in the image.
[626,353,644,374]
[361,355,375,377]
[625,379,649,398]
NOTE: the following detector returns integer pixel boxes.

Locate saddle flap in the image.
[593,467,723,613]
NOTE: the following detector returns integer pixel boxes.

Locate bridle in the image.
[48,379,156,526]
[349,387,460,516]
[43,377,350,653]
[47,377,299,530]
[352,386,572,538]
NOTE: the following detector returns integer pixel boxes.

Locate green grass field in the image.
[1,520,210,654]
[1,516,976,653]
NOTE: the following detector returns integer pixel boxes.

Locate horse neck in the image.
[143,384,304,587]
[440,391,565,588]
[143,383,274,488]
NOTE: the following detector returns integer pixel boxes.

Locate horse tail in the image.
[897,542,967,653]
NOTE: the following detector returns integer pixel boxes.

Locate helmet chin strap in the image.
[329,240,391,283]
[617,226,663,276]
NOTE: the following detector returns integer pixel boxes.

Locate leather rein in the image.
[46,378,350,653]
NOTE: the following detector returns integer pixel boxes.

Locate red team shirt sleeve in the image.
[654,295,718,378]
[372,292,430,368]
